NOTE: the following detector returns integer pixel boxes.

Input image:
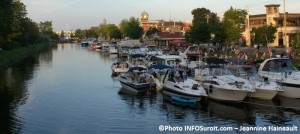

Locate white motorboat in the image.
[227,65,283,100]
[126,54,147,68]
[109,44,118,54]
[118,67,156,92]
[102,43,110,52]
[161,67,207,103]
[194,58,255,101]
[111,61,129,74]
[258,58,300,98]
[145,45,163,56]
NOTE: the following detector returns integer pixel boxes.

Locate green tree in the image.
[191,8,219,25]
[0,0,14,49]
[211,23,227,45]
[186,8,219,45]
[119,17,143,39]
[223,19,242,45]
[60,30,65,38]
[185,23,211,44]
[223,7,247,30]
[292,33,300,52]
[251,25,277,46]
[222,7,248,46]
[70,32,74,39]
[75,29,82,39]
[146,27,159,36]
[39,21,53,35]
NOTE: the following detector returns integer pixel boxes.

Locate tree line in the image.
[0,0,57,50]
[185,7,278,47]
[74,17,143,41]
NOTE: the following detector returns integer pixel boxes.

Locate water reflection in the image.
[1,43,300,133]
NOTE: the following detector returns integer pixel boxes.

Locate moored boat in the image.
[118,67,156,92]
[194,58,255,101]
[161,67,207,103]
[227,65,282,100]
[258,58,300,98]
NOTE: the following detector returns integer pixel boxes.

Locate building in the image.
[140,11,191,33]
[56,30,75,39]
[244,4,300,47]
[144,31,185,47]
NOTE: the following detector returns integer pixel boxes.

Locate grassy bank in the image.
[0,42,55,69]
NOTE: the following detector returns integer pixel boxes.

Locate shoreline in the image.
[0,42,56,69]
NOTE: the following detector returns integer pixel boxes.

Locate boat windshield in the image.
[208,66,233,76]
[262,59,298,72]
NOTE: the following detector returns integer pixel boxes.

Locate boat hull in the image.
[278,85,300,98]
[247,88,278,100]
[119,81,155,93]
[205,87,248,101]
[162,86,203,102]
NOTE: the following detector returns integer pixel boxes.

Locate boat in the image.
[148,64,173,90]
[126,54,147,68]
[90,43,102,49]
[161,67,207,103]
[118,46,130,58]
[227,65,282,100]
[102,43,110,52]
[117,67,156,92]
[111,61,129,74]
[109,43,118,54]
[145,45,163,56]
[258,58,300,98]
[80,40,89,46]
[194,58,255,101]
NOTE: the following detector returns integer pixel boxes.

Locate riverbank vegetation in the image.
[0,0,57,68]
[0,0,57,50]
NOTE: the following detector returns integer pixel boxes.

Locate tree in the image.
[107,24,122,40]
[185,23,211,44]
[60,30,65,39]
[222,7,248,46]
[223,7,247,30]
[75,29,82,39]
[251,25,277,46]
[119,17,143,39]
[0,0,14,49]
[191,8,219,25]
[223,19,242,45]
[146,27,159,36]
[39,21,53,35]
[292,33,300,52]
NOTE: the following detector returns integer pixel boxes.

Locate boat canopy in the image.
[129,54,145,58]
[128,67,147,72]
[149,64,172,70]
[203,57,229,65]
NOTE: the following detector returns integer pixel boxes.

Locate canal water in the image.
[1,43,300,134]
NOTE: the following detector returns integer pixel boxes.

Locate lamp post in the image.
[283,0,287,47]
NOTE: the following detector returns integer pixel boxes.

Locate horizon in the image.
[22,0,300,31]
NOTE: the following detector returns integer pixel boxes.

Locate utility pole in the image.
[283,0,287,47]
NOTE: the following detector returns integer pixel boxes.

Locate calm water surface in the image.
[1,43,300,134]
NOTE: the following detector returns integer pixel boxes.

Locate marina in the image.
[1,43,300,133]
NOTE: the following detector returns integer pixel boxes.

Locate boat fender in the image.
[209,85,213,93]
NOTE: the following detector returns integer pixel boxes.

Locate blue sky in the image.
[22,0,300,31]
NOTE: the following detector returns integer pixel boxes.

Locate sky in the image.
[22,0,300,31]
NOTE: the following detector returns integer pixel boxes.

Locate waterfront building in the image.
[140,11,191,33]
[144,31,185,47]
[244,4,300,47]
[56,30,75,39]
